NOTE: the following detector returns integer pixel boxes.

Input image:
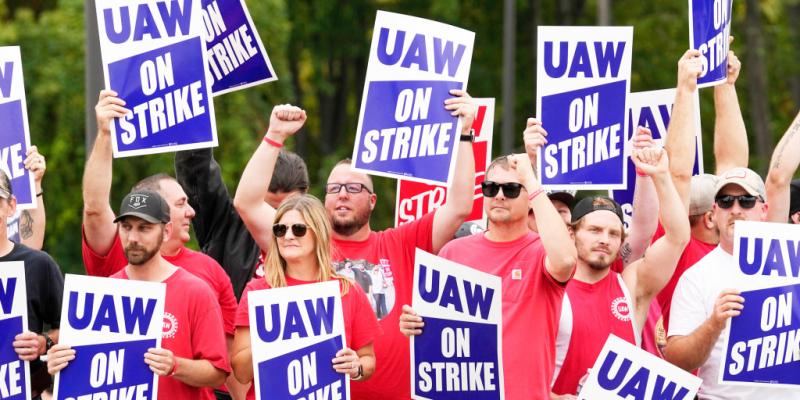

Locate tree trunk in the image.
[597,0,611,25]
[788,1,800,108]
[743,0,772,173]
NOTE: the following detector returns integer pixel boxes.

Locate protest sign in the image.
[536,26,633,190]
[53,274,165,400]
[352,11,475,185]
[201,0,277,95]
[0,46,35,209]
[578,334,701,399]
[0,262,30,400]
[248,281,348,400]
[411,249,503,399]
[95,0,218,158]
[395,98,494,227]
[719,221,800,387]
[689,0,733,88]
[609,88,703,228]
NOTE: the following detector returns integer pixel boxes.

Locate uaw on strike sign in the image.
[0,262,30,400]
[352,11,475,186]
[96,0,217,158]
[53,275,165,400]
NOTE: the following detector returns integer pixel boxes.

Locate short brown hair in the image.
[271,150,309,194]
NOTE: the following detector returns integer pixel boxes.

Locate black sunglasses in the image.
[715,194,759,210]
[272,223,309,238]
[481,181,525,199]
[325,183,373,195]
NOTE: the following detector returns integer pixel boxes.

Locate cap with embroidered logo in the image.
[713,167,767,201]
[113,190,170,224]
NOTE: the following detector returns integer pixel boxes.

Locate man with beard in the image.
[550,145,689,398]
[48,190,229,398]
[234,91,477,399]
[665,169,800,399]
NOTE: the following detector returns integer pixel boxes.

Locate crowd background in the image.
[1,0,799,273]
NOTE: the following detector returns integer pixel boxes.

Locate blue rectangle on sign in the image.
[691,0,732,86]
[258,336,346,400]
[0,100,33,206]
[58,339,157,398]
[0,316,27,400]
[414,316,501,399]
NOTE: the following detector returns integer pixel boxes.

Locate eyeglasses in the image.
[325,183,372,195]
[481,181,525,199]
[272,223,309,238]
[715,194,760,209]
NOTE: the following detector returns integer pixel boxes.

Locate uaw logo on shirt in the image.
[333,258,396,320]
[610,296,631,322]
[129,194,149,209]
[162,312,179,339]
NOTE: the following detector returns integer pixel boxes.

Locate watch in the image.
[460,129,475,142]
[40,334,54,353]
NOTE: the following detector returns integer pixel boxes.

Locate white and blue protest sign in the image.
[352,11,475,186]
[411,249,503,399]
[248,281,348,400]
[719,221,800,387]
[201,0,277,95]
[579,334,701,400]
[689,0,733,88]
[536,27,633,190]
[0,47,35,210]
[609,89,704,228]
[53,275,165,400]
[95,0,218,158]
[0,262,30,400]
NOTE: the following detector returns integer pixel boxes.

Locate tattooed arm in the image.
[766,111,800,222]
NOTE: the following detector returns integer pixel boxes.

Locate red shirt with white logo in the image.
[111,268,230,399]
[552,272,637,395]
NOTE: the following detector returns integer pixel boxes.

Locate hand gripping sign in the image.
[720,221,800,387]
[411,249,503,400]
[578,335,701,400]
[395,98,494,227]
[0,47,36,210]
[689,0,733,88]
[536,26,633,190]
[248,281,348,400]
[95,0,218,158]
[53,275,165,400]
[352,11,475,186]
[609,88,703,229]
[0,262,30,400]
[201,0,277,96]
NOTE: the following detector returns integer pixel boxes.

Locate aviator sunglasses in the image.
[715,194,759,209]
[481,181,525,199]
[272,223,309,238]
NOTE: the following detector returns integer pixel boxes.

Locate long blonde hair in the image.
[264,194,350,294]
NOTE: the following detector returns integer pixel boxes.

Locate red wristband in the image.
[263,135,284,148]
[635,167,648,177]
[528,187,545,201]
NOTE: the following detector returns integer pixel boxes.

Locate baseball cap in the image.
[571,195,624,224]
[790,180,800,215]
[714,167,767,201]
[689,174,719,215]
[547,189,577,209]
[113,190,170,224]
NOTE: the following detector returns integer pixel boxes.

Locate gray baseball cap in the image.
[714,167,767,201]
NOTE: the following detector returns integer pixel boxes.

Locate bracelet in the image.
[36,191,43,197]
[169,358,179,376]
[263,135,284,148]
[635,167,648,177]
[528,187,545,201]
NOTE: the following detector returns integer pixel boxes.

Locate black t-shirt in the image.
[0,242,63,333]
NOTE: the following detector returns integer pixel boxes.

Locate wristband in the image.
[263,135,284,148]
[169,358,179,376]
[36,191,43,197]
[635,167,648,177]
[528,187,545,201]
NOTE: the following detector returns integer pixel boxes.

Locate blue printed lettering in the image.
[255,297,336,343]
[375,28,465,77]
[652,375,690,400]
[417,264,495,319]
[0,62,12,98]
[102,0,193,44]
[304,297,335,336]
[66,292,158,334]
[739,237,800,277]
[617,367,648,399]
[121,296,158,336]
[462,281,494,321]
[0,277,16,314]
[597,351,690,399]
[544,41,626,78]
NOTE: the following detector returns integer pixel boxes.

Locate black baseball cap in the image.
[571,195,624,224]
[113,190,170,224]
[790,180,800,216]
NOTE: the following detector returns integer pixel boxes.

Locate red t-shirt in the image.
[553,272,637,395]
[236,276,383,400]
[438,231,564,400]
[111,268,230,399]
[82,229,237,335]
[652,223,715,332]
[328,211,434,400]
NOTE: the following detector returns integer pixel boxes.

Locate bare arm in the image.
[233,105,306,252]
[82,90,127,255]
[665,50,702,213]
[621,128,659,267]
[144,347,227,388]
[714,39,749,174]
[765,110,800,222]
[231,327,254,384]
[19,145,46,249]
[432,89,477,252]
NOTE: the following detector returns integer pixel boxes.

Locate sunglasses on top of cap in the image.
[272,223,309,238]
[715,194,761,210]
[481,181,525,199]
[325,183,373,195]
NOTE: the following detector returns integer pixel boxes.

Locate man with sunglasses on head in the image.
[664,168,800,399]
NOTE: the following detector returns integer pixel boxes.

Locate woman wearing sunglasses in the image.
[231,194,382,398]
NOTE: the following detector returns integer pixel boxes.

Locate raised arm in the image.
[431,89,476,252]
[713,39,748,174]
[765,111,800,222]
[19,145,46,249]
[665,50,702,213]
[233,105,306,251]
[621,127,659,267]
[175,148,229,247]
[82,90,128,255]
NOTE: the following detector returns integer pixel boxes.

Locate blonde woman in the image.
[232,194,382,398]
